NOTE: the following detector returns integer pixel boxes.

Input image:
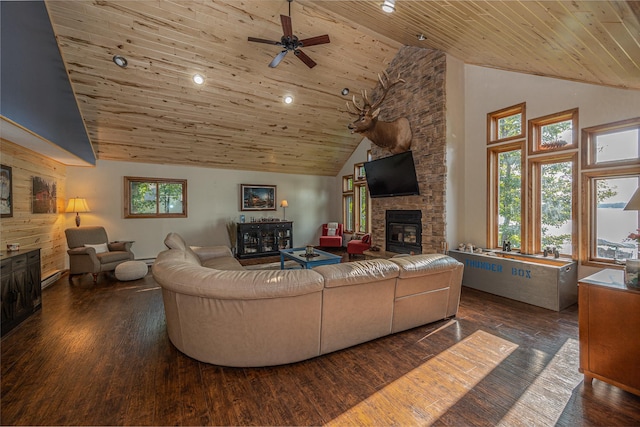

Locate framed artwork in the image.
[1,164,12,218]
[32,176,57,214]
[240,184,277,211]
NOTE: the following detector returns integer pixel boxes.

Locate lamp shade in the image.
[66,197,90,213]
[624,187,640,211]
[280,200,288,208]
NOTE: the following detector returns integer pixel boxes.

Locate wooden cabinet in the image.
[237,221,293,259]
[1,249,42,337]
[578,269,640,396]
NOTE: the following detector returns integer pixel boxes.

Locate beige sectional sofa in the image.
[152,232,464,367]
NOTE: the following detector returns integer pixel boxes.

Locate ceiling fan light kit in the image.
[248,0,330,69]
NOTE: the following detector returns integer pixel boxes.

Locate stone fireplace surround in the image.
[368,47,447,254]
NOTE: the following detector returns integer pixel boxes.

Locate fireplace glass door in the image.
[389,223,418,245]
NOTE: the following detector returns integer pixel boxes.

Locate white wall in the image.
[463,65,640,277]
[445,54,466,250]
[66,160,337,260]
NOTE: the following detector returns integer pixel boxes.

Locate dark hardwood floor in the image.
[2,268,639,426]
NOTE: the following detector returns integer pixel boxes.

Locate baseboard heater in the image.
[41,270,62,289]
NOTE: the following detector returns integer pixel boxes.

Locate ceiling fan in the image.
[248,0,330,68]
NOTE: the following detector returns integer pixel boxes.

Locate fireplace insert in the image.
[386,210,422,254]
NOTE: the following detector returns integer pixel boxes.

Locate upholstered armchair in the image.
[65,226,134,284]
[347,233,371,258]
[319,223,344,248]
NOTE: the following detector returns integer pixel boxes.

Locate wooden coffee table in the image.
[279,247,342,269]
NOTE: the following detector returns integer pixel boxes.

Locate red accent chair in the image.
[319,223,344,247]
[347,233,371,257]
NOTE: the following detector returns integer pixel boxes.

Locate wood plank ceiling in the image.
[45,1,640,176]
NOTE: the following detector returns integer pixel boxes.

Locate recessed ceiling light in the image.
[341,88,350,96]
[381,0,395,13]
[112,55,128,68]
[283,95,294,104]
[193,74,205,85]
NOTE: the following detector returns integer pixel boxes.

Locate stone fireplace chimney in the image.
[369,47,447,254]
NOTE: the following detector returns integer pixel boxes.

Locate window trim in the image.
[124,176,187,219]
[487,102,526,145]
[581,168,640,267]
[486,141,524,250]
[581,117,640,170]
[528,108,578,155]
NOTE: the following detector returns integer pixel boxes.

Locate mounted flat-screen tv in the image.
[363,151,420,198]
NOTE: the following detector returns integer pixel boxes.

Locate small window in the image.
[124,176,187,218]
[582,117,640,168]
[354,163,366,182]
[529,108,578,154]
[343,175,353,193]
[487,102,526,144]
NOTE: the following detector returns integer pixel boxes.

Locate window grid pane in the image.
[540,161,573,254]
[498,113,522,140]
[595,128,639,164]
[498,149,522,247]
[594,176,639,260]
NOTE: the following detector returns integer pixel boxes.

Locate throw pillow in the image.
[327,227,336,236]
[84,243,109,254]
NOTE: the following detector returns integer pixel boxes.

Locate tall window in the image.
[124,177,187,218]
[533,157,576,255]
[487,103,525,250]
[342,175,354,232]
[355,183,368,233]
[488,143,523,249]
[582,117,640,266]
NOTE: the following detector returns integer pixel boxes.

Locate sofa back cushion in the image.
[163,232,201,265]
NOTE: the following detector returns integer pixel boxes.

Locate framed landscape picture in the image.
[240,184,276,211]
[32,176,57,214]
[1,164,12,218]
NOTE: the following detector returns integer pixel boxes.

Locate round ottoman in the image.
[115,260,148,281]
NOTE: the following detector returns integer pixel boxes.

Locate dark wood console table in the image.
[1,248,42,337]
[237,221,293,259]
[578,269,640,396]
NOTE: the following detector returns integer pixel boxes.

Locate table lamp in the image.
[280,200,288,220]
[66,197,90,227]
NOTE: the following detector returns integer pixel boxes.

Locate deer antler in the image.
[345,71,405,116]
[370,71,405,111]
[346,94,366,116]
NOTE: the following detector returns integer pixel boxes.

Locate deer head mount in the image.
[346,71,412,154]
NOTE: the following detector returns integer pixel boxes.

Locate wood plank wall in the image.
[1,139,67,278]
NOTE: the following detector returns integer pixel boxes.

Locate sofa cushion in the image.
[390,254,461,278]
[202,256,245,271]
[163,232,201,265]
[84,243,108,254]
[314,259,399,288]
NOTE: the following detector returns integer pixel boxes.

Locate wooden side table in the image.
[578,269,640,396]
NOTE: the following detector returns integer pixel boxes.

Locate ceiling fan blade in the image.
[299,34,330,47]
[248,37,282,45]
[269,50,288,68]
[294,49,316,68]
[280,14,293,38]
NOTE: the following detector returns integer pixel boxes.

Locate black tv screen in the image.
[363,151,420,198]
